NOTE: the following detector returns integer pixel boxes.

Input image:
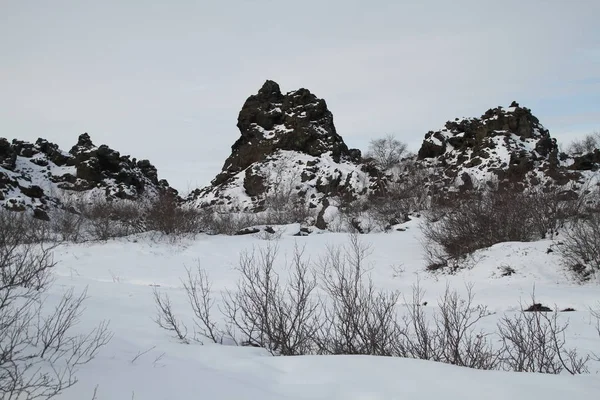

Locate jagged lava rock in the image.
[0,133,173,216]
[415,102,590,190]
[214,80,360,186]
[188,81,373,217]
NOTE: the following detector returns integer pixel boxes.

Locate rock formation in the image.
[0,133,173,218]
[187,80,373,226]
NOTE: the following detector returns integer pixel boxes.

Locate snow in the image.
[190,149,373,212]
[38,217,600,399]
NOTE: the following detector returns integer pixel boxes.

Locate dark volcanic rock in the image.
[215,80,359,185]
[0,132,174,215]
[187,81,376,227]
[414,103,589,189]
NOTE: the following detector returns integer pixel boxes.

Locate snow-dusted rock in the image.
[187,81,375,219]
[0,133,173,217]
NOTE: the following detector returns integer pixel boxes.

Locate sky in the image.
[1,0,599,193]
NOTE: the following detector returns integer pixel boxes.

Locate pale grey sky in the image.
[1,0,599,192]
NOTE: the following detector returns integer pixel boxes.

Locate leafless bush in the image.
[181,264,223,344]
[567,131,600,155]
[144,192,201,238]
[80,200,144,240]
[0,210,112,400]
[593,306,600,357]
[260,157,312,225]
[153,262,224,345]
[423,188,579,265]
[559,212,600,280]
[151,234,595,374]
[49,206,86,243]
[336,198,382,233]
[222,243,320,355]
[365,134,408,170]
[396,282,498,369]
[315,234,401,356]
[527,186,584,239]
[152,288,189,343]
[497,299,589,374]
[198,209,260,236]
[339,155,428,232]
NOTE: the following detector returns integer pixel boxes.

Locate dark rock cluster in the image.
[189,81,370,213]
[214,80,361,186]
[415,102,592,189]
[0,133,173,217]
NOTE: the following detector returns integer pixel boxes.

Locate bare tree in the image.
[80,200,144,240]
[0,211,112,400]
[421,187,578,265]
[144,192,201,238]
[260,155,311,225]
[365,134,408,170]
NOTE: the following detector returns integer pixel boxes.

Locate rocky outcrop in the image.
[213,80,361,186]
[416,102,591,190]
[0,133,173,217]
[188,81,374,220]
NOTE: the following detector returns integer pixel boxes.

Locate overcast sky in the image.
[1,0,599,192]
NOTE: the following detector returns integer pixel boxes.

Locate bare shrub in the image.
[593,306,600,357]
[422,187,578,264]
[397,282,499,369]
[315,234,401,356]
[153,262,223,345]
[559,212,600,280]
[144,192,201,238]
[528,185,587,239]
[80,200,144,240]
[0,210,112,400]
[152,288,189,343]
[338,160,429,232]
[49,206,86,243]
[198,209,260,236]
[260,156,312,225]
[222,243,320,355]
[336,198,382,233]
[365,134,408,170]
[181,264,223,344]
[567,131,600,155]
[497,299,589,374]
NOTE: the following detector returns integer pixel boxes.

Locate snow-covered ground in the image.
[45,217,600,399]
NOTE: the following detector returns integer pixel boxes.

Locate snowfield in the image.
[45,218,600,399]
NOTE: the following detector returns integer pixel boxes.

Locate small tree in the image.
[365,134,408,170]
